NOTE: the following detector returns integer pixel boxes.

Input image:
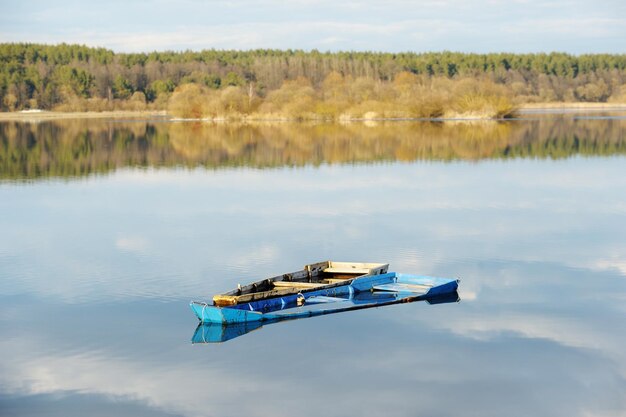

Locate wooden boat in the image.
[211,261,389,307]
[190,261,459,325]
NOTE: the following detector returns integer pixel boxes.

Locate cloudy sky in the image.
[1,0,625,53]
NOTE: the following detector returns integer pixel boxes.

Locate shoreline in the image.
[1,103,625,122]
[0,110,169,121]
[517,102,626,113]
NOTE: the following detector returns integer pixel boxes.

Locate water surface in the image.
[1,114,626,417]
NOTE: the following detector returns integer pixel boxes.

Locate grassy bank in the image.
[165,73,517,121]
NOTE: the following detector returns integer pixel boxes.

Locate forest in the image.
[1,43,626,119]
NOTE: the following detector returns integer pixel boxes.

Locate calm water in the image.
[1,114,626,416]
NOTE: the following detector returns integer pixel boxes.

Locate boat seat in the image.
[272,281,323,289]
[323,267,371,274]
[321,278,351,284]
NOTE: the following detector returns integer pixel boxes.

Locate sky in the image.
[1,0,625,53]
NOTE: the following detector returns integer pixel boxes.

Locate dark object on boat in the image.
[211,261,389,307]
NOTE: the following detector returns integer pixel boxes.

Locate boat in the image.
[192,290,460,343]
[189,261,460,325]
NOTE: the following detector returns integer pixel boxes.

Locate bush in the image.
[168,84,208,118]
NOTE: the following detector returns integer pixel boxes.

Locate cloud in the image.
[504,17,626,37]
[223,243,282,274]
[593,258,626,277]
[2,1,625,52]
[0,19,465,52]
[116,236,149,253]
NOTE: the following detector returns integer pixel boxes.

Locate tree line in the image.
[1,43,626,114]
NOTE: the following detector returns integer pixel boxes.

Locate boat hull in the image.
[190,273,459,324]
[192,289,460,343]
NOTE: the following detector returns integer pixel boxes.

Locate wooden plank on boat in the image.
[322,278,353,284]
[326,262,388,275]
[213,295,239,306]
[323,267,372,274]
[328,262,387,269]
[272,281,326,288]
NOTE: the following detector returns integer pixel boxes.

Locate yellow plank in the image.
[323,267,371,274]
[272,281,325,288]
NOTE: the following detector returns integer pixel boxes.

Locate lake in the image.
[1,113,626,417]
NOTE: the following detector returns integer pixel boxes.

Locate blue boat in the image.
[190,264,460,325]
[192,289,460,343]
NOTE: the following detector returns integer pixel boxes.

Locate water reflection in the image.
[1,115,626,417]
[2,114,626,179]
